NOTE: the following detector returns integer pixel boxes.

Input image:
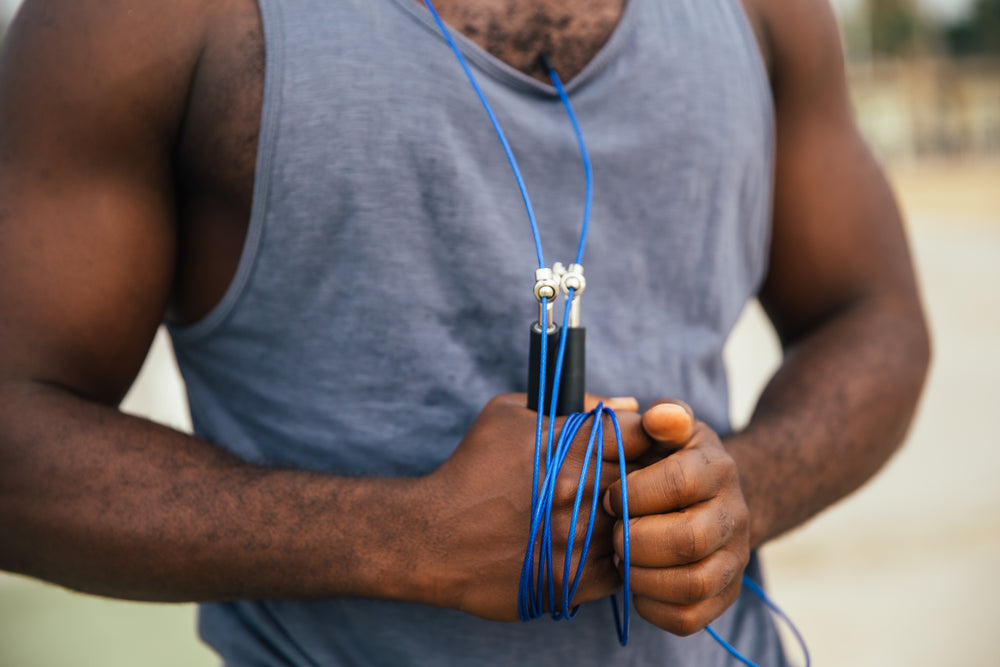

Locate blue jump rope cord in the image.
[546,69,592,267]
[423,1,809,664]
[420,0,546,270]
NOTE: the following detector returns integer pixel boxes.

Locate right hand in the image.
[416,393,650,621]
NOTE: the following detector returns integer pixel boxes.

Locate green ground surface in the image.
[0,575,215,667]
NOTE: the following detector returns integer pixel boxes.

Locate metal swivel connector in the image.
[560,263,586,328]
[560,263,586,295]
[533,268,560,332]
[533,267,560,301]
[552,261,567,282]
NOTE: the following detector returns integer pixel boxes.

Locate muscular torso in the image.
[169,0,767,325]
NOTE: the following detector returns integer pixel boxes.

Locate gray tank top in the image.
[168,0,782,664]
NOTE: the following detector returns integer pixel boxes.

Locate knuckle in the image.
[739,542,751,567]
[573,514,594,542]
[659,458,690,504]
[736,503,751,533]
[675,519,703,561]
[734,544,751,572]
[554,474,580,502]
[685,568,711,603]
[717,508,736,542]
[485,394,508,411]
[720,561,740,591]
[673,608,707,637]
[720,455,740,484]
[634,595,705,637]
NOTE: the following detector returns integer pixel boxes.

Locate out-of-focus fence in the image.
[849,57,1000,160]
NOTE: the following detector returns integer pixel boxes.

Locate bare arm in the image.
[602,0,930,635]
[728,0,930,548]
[0,0,433,604]
[0,0,644,614]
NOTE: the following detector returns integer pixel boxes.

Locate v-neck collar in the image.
[389,0,640,96]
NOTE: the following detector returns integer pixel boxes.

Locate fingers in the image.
[565,553,622,606]
[613,508,750,636]
[520,547,621,613]
[554,406,650,465]
[585,394,648,461]
[490,392,530,408]
[601,408,652,462]
[561,460,634,500]
[627,550,741,605]
[603,428,723,517]
[612,399,694,482]
[613,508,738,568]
[632,579,743,637]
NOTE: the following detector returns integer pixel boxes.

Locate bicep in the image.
[757,0,922,346]
[0,0,198,404]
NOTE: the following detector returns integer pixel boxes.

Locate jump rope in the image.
[422,2,810,664]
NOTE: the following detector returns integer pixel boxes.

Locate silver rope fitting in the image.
[561,264,585,328]
[533,267,560,301]
[560,263,586,296]
[533,268,559,332]
[552,261,567,283]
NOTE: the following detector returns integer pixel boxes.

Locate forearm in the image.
[725,293,930,548]
[0,380,431,604]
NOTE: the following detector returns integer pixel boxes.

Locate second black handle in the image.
[526,325,586,416]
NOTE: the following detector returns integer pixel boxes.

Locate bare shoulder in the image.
[0,0,262,403]
[2,0,209,135]
[739,0,921,345]
[739,0,848,104]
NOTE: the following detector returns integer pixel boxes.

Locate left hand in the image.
[602,400,751,636]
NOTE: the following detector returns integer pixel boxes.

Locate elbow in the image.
[914,308,932,388]
[880,288,932,441]
[903,287,933,399]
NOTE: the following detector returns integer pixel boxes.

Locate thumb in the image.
[602,400,695,517]
[642,399,694,446]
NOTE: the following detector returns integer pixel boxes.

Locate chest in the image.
[170,0,769,325]
[414,0,627,81]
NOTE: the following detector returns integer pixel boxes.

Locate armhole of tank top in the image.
[169,0,284,345]
[727,0,772,104]
[728,0,777,299]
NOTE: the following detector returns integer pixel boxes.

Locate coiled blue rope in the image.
[516,288,631,645]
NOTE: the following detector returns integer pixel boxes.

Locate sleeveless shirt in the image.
[168,0,782,664]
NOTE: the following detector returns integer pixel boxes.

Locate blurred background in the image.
[1,0,998,665]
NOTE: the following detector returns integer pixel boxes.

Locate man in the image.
[0,0,929,664]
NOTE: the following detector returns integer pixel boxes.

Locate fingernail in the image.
[652,403,688,419]
[602,490,613,515]
[608,396,640,412]
[613,553,621,569]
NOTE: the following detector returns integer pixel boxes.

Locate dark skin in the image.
[0,0,929,639]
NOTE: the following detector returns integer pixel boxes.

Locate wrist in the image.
[722,429,773,549]
[336,472,461,610]
[398,471,468,611]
